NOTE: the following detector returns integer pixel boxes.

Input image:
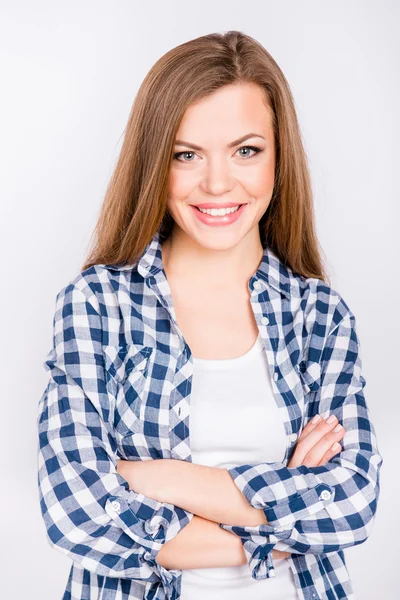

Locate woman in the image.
[37,31,383,600]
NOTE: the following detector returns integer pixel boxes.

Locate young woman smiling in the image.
[37,30,382,600]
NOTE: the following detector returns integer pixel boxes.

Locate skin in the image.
[116,83,346,570]
[162,81,276,286]
[117,415,345,569]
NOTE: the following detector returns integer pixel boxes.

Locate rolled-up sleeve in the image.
[37,281,193,585]
[219,310,383,578]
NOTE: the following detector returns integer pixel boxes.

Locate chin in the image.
[187,229,249,252]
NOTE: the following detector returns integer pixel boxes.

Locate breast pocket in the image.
[102,344,153,436]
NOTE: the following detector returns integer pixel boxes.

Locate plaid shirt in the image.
[37,230,383,600]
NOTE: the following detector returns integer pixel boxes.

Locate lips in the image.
[190,202,247,226]
[191,202,246,209]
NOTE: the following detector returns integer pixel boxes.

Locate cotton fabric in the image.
[180,332,298,599]
[37,229,383,599]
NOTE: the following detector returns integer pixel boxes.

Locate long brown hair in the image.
[82,30,330,284]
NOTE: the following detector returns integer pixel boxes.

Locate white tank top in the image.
[180,333,298,599]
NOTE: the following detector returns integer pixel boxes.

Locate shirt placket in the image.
[231,273,305,578]
[144,268,193,464]
[248,273,303,459]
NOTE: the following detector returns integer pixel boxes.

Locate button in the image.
[111,500,121,513]
[144,520,155,535]
[261,316,269,325]
[143,550,155,564]
[269,567,276,578]
[273,372,279,381]
[319,490,332,501]
[253,280,261,289]
[289,433,297,442]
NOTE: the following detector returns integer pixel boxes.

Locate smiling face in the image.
[166,82,276,252]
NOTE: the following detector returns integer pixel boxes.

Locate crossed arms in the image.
[116,458,283,570]
[38,282,382,585]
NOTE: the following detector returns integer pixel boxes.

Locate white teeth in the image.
[197,205,241,216]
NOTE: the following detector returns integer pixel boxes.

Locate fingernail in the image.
[312,414,321,424]
[326,414,337,423]
[333,423,342,432]
[331,442,340,451]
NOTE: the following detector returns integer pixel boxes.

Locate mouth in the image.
[192,204,245,213]
[190,203,247,226]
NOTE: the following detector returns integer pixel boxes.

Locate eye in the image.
[237,145,263,158]
[172,145,263,163]
[173,150,197,162]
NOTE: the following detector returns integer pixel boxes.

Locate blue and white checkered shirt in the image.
[37,230,383,599]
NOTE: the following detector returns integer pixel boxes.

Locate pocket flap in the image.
[103,344,153,383]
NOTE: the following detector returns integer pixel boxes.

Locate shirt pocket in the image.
[102,343,154,436]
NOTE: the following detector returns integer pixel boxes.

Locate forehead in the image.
[176,83,273,140]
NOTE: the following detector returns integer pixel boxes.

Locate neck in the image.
[161,228,264,288]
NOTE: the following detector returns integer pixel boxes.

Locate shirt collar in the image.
[108,230,293,299]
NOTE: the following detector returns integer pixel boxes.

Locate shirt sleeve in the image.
[37,280,194,588]
[219,309,383,579]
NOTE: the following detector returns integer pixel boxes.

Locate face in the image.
[166,82,276,252]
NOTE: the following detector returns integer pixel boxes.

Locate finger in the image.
[302,426,345,467]
[317,442,342,466]
[288,416,345,468]
[299,413,343,442]
[298,414,325,441]
[298,415,341,447]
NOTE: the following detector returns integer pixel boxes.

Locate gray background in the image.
[0,1,398,598]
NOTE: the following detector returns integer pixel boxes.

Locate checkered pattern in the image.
[37,229,383,599]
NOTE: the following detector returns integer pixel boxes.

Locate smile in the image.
[190,203,247,226]
[197,205,242,216]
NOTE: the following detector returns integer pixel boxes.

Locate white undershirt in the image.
[180,333,299,600]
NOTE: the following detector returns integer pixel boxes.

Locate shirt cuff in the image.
[105,491,193,596]
[219,522,292,579]
[225,463,335,530]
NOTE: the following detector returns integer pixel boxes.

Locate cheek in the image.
[242,162,275,195]
[168,168,196,198]
[166,171,192,225]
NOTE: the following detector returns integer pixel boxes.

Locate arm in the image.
[118,305,383,580]
[217,310,383,555]
[155,514,247,570]
[37,280,194,590]
[117,457,268,527]
[117,457,293,571]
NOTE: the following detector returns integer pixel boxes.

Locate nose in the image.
[200,156,235,196]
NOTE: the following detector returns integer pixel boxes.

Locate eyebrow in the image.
[174,133,266,151]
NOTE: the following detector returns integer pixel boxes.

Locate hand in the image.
[272,414,345,561]
[288,414,345,468]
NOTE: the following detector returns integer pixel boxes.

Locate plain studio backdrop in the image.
[0,1,398,598]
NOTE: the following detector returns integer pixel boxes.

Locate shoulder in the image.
[288,269,355,337]
[263,246,354,336]
[54,263,141,314]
